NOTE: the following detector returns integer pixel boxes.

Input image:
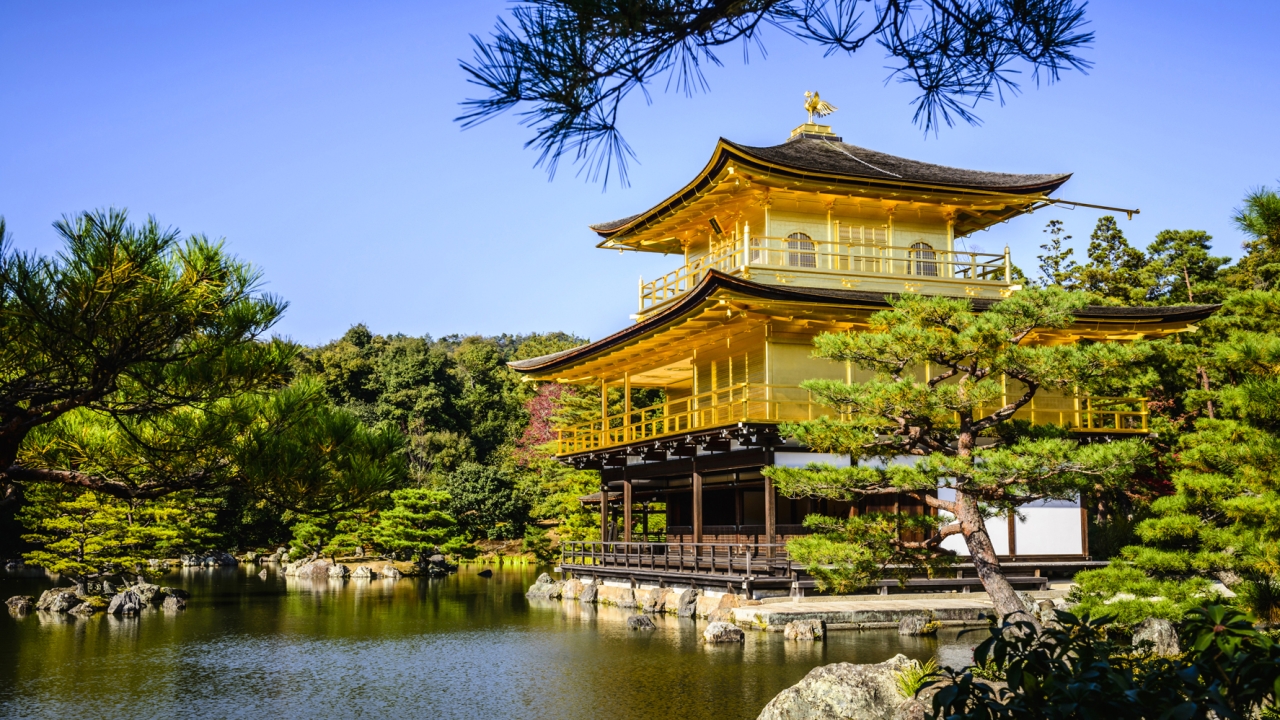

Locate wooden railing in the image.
[559,541,792,578]
[555,383,1149,455]
[638,236,1011,311]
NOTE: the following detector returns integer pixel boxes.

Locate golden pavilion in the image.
[511,107,1216,595]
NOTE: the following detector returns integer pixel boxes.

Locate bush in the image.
[927,604,1280,719]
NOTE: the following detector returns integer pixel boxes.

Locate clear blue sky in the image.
[2,2,1276,345]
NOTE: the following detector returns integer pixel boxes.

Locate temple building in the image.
[511,109,1216,594]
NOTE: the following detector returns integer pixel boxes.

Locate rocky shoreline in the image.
[7,580,190,619]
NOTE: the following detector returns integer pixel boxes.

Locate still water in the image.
[0,565,964,719]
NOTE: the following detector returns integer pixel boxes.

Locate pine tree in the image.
[1228,185,1280,291]
[1073,290,1280,624]
[1143,229,1230,305]
[763,289,1150,623]
[371,488,467,564]
[1076,216,1151,303]
[1037,220,1078,288]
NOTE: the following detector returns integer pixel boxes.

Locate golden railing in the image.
[555,382,1149,455]
[638,236,1011,311]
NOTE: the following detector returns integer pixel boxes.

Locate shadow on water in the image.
[0,566,969,720]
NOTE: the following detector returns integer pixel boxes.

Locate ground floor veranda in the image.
[559,424,1105,596]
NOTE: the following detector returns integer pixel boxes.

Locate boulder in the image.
[162,595,186,612]
[477,568,493,578]
[107,590,143,616]
[1132,617,1180,656]
[37,589,82,613]
[427,566,447,578]
[160,587,190,600]
[579,582,598,604]
[289,559,335,579]
[381,564,402,579]
[258,569,268,580]
[627,614,657,631]
[132,582,163,606]
[526,576,559,599]
[7,595,35,614]
[642,588,671,614]
[102,580,115,595]
[244,551,258,563]
[265,552,282,564]
[702,621,745,643]
[597,585,637,608]
[351,566,375,579]
[784,619,826,641]
[757,654,915,720]
[897,614,939,636]
[708,608,734,624]
[427,554,448,567]
[328,563,350,579]
[68,601,97,616]
[676,588,699,617]
[561,579,584,600]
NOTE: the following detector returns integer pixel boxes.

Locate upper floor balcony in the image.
[638,234,1013,315]
[555,383,1148,456]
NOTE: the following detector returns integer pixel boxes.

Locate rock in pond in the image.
[381,564,402,579]
[328,563,350,579]
[351,566,375,579]
[1132,617,1180,656]
[627,614,657,630]
[258,569,268,580]
[897,614,938,636]
[784,619,826,641]
[708,608,734,624]
[7,595,35,614]
[641,587,670,613]
[676,588,699,618]
[526,574,560,599]
[162,595,186,612]
[702,621,744,643]
[107,591,144,616]
[37,589,82,613]
[757,654,914,720]
[578,582,598,604]
[68,601,98,616]
[132,582,164,606]
[477,568,493,578]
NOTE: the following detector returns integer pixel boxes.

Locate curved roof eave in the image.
[590,138,1072,240]
[507,272,1219,375]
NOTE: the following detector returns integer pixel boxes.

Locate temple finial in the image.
[803,91,837,124]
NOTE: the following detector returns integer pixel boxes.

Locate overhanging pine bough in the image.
[763,289,1150,623]
[458,0,1093,185]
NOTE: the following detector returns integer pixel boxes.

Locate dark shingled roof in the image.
[508,271,1219,374]
[590,135,1071,235]
[728,137,1070,193]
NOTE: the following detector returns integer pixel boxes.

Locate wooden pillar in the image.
[623,480,633,543]
[641,501,649,541]
[599,484,609,543]
[1008,511,1018,557]
[764,458,777,558]
[692,468,704,545]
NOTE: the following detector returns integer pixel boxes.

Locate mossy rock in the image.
[84,596,111,609]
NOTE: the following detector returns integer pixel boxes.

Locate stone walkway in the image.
[732,591,1063,630]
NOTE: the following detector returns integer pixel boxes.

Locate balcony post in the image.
[1004,246,1012,284]
[742,221,751,270]
[693,461,703,545]
[764,449,777,558]
[637,276,643,312]
[600,483,609,543]
[623,479,633,543]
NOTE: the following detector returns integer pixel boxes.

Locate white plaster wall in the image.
[773,451,851,468]
[1015,498,1083,555]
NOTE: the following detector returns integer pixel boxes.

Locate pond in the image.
[0,565,971,720]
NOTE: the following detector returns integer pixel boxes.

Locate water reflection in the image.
[0,565,966,720]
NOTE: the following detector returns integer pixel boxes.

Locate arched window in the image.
[786,232,816,268]
[910,242,938,277]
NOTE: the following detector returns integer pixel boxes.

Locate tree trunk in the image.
[957,491,1036,626]
[954,418,1036,628]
